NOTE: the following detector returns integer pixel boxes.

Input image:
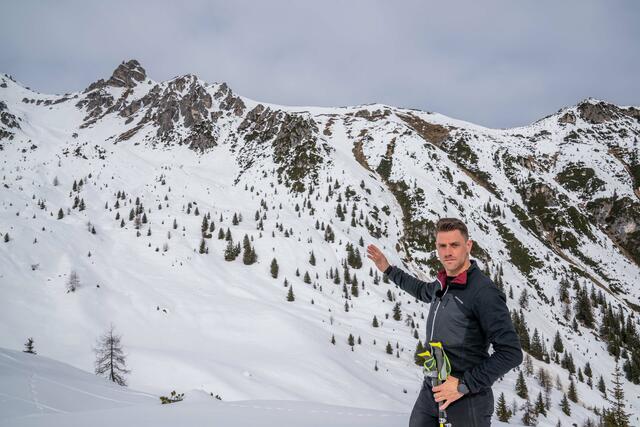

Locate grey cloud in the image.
[1,0,638,128]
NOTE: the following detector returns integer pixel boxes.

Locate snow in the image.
[0,348,411,427]
[1,64,639,426]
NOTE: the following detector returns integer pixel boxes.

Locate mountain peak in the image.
[107,59,147,88]
[83,59,148,93]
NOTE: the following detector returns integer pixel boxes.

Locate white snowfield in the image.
[0,348,416,427]
[1,62,638,426]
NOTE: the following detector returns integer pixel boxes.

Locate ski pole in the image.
[429,342,452,427]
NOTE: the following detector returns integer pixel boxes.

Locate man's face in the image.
[435,230,472,275]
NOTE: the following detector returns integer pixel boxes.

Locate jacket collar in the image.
[437,259,476,289]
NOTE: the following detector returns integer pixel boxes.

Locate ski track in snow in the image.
[0,356,150,407]
[0,390,67,415]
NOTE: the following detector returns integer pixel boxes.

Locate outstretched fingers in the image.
[366,244,380,260]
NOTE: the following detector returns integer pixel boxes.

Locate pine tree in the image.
[309,251,316,266]
[567,377,578,402]
[560,393,571,416]
[512,310,531,351]
[324,225,335,242]
[287,286,295,302]
[199,238,207,254]
[392,302,402,321]
[516,370,528,399]
[270,258,279,278]
[537,367,551,392]
[57,208,64,219]
[575,286,595,328]
[521,399,537,426]
[519,288,529,309]
[94,324,130,386]
[350,281,359,297]
[623,349,640,384]
[201,216,209,236]
[3,233,9,243]
[348,334,355,347]
[598,374,607,397]
[372,315,379,327]
[23,337,36,354]
[353,248,362,269]
[604,363,630,426]
[561,351,576,374]
[553,330,564,353]
[524,354,534,376]
[303,271,311,284]
[242,235,256,265]
[224,240,236,261]
[530,329,543,360]
[534,391,546,416]
[496,392,511,421]
[385,342,393,355]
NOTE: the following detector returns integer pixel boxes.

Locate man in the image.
[366,218,522,427]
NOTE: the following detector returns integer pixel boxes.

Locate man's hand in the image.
[366,244,390,272]
[432,375,463,410]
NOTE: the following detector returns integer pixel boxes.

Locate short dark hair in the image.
[436,218,469,240]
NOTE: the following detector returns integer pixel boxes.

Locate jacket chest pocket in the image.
[437,294,471,346]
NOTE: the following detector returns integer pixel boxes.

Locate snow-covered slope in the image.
[0,347,410,427]
[1,60,638,426]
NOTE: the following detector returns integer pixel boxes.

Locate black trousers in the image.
[409,378,494,427]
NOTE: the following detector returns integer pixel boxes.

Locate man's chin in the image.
[443,261,463,274]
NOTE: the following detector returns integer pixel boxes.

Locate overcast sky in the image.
[1,1,638,128]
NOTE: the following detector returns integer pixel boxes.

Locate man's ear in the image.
[466,239,473,254]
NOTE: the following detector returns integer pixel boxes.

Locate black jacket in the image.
[385,259,523,393]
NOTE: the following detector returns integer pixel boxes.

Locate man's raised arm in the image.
[366,244,439,303]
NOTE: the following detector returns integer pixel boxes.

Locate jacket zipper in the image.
[429,285,449,341]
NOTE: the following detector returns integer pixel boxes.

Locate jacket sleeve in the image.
[462,285,523,393]
[385,266,440,303]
